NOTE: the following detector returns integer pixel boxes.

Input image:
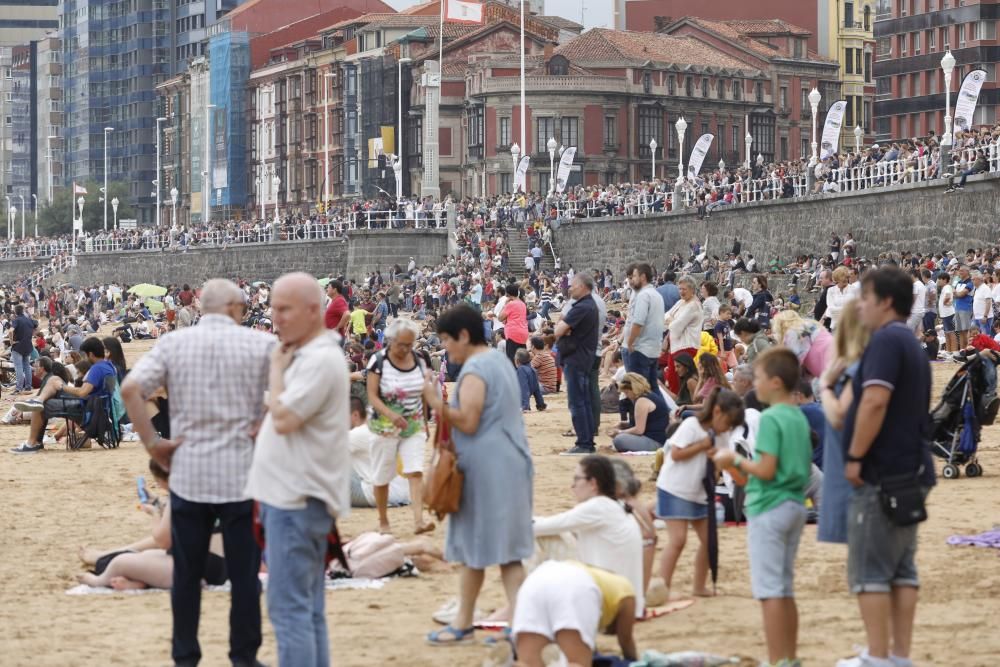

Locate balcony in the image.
[843,20,870,33]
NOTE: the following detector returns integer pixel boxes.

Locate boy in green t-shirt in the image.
[714,347,812,667]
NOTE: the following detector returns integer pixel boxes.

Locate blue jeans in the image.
[262,498,334,667]
[624,349,660,393]
[11,349,31,392]
[169,493,261,667]
[564,364,595,450]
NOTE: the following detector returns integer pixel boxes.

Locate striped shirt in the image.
[531,350,558,393]
[127,314,275,504]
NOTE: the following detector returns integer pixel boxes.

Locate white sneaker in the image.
[890,656,914,667]
[13,399,43,413]
[42,434,56,446]
[836,649,895,667]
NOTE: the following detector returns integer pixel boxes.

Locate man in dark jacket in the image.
[813,269,833,329]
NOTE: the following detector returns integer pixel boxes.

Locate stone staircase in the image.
[507,232,557,274]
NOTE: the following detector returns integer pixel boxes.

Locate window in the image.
[801,87,809,113]
[865,51,873,82]
[667,76,675,95]
[911,72,921,96]
[643,71,652,94]
[717,79,725,98]
[732,126,739,154]
[913,32,920,54]
[876,37,891,57]
[845,48,854,74]
[685,76,693,96]
[603,115,617,147]
[793,39,804,58]
[912,113,921,136]
[559,116,579,148]
[928,29,936,51]
[538,172,549,194]
[845,1,854,26]
[899,33,907,56]
[846,95,855,127]
[856,49,863,76]
[535,117,554,155]
[942,26,950,49]
[637,106,663,149]
[781,136,788,161]
[864,5,871,30]
[801,137,809,158]
[733,80,742,100]
[755,81,763,102]
[780,86,788,109]
[960,24,966,48]
[701,78,708,97]
[980,21,997,40]
[876,116,890,136]
[701,121,709,138]
[499,116,510,146]
[900,76,908,97]
[928,70,938,94]
[500,172,512,193]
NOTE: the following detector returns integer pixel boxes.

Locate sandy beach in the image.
[1,335,999,666]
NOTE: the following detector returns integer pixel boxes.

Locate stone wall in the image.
[0,229,450,287]
[554,172,1000,277]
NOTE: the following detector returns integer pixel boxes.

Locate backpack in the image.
[600,381,620,414]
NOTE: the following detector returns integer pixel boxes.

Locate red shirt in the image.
[178,290,194,306]
[325,295,348,333]
[970,333,1000,353]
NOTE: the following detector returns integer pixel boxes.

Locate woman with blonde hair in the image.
[826,266,853,329]
[771,309,834,381]
[608,373,670,452]
[817,299,870,544]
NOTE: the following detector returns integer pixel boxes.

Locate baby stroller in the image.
[929,353,999,479]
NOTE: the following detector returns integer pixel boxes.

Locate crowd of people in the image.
[7,183,999,666]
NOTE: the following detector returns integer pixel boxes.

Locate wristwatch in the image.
[846,453,864,463]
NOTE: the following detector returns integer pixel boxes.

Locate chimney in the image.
[653,16,672,32]
[543,41,554,63]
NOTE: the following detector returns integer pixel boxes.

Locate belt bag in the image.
[878,472,927,526]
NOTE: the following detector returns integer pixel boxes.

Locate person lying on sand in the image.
[77,459,226,590]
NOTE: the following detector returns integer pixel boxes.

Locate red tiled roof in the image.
[324,12,396,30]
[682,17,837,64]
[555,29,751,70]
[358,15,439,30]
[722,19,811,37]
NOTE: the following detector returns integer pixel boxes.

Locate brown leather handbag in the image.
[423,411,463,520]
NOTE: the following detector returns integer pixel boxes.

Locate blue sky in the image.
[382,0,614,29]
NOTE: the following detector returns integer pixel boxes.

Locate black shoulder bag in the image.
[878,469,928,526]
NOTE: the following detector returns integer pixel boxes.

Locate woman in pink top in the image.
[498,283,529,364]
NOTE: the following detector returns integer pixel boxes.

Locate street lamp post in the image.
[718,159,725,173]
[156,116,166,228]
[744,130,753,170]
[170,187,178,229]
[675,117,687,203]
[547,136,557,195]
[103,126,113,231]
[806,87,822,192]
[854,124,863,154]
[510,143,520,192]
[272,174,281,225]
[18,194,24,239]
[31,194,36,237]
[397,57,411,204]
[649,137,657,180]
[941,50,956,176]
[111,196,119,230]
[47,135,58,204]
[8,205,15,241]
[4,196,10,239]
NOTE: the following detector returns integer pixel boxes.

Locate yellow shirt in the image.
[569,561,635,629]
[350,309,369,334]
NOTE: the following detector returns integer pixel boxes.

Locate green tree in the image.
[35,181,135,237]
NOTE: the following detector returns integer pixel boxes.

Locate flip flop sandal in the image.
[561,429,575,437]
[426,625,475,647]
[414,522,436,535]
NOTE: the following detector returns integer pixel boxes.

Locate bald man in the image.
[123,278,274,667]
[245,272,351,667]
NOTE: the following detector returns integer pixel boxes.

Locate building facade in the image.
[2,45,32,217]
[623,1,874,145]
[873,0,1000,143]
[0,0,59,47]
[33,33,63,207]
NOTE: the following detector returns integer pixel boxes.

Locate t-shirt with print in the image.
[366,351,426,437]
[744,403,812,517]
[954,278,974,311]
[713,319,735,350]
[842,320,936,487]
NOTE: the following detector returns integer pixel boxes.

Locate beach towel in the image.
[629,650,741,666]
[639,598,695,621]
[67,575,387,596]
[947,528,1000,550]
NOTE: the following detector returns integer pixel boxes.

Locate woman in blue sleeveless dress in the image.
[422,304,534,646]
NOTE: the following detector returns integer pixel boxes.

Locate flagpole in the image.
[439,0,444,64]
[519,0,525,154]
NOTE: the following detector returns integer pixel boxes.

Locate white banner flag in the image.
[954,69,987,133]
[686,134,714,179]
[445,0,484,24]
[555,147,577,194]
[820,100,847,160]
[514,155,530,192]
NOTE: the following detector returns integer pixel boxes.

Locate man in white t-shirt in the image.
[348,396,410,509]
[732,287,753,316]
[908,273,927,334]
[937,273,956,352]
[244,272,350,667]
[972,270,993,332]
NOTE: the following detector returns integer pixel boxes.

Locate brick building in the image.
[873,0,1000,143]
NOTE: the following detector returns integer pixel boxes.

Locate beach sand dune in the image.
[1,338,998,666]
